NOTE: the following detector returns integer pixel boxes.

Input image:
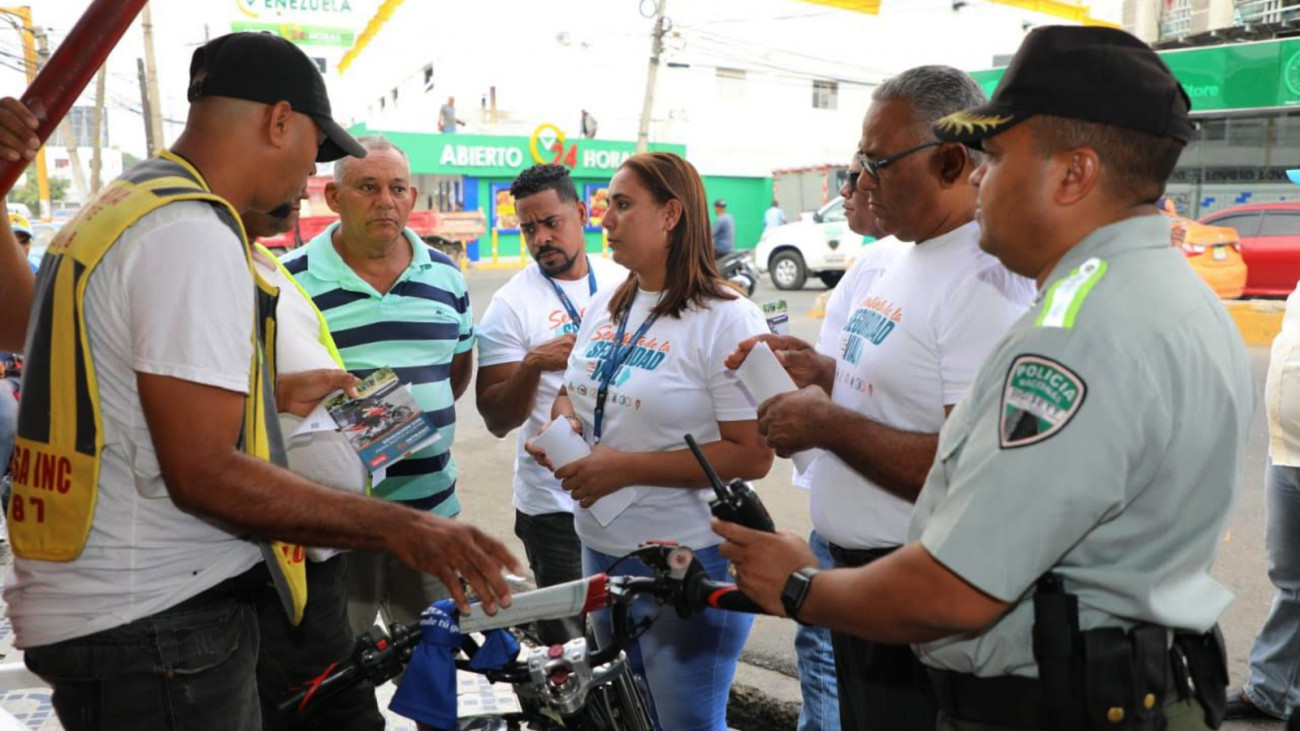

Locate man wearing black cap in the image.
[716,25,1253,731]
[6,33,519,731]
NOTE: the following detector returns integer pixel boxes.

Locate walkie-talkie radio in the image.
[684,433,775,533]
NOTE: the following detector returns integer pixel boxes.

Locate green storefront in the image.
[972,38,1300,218]
[347,124,774,262]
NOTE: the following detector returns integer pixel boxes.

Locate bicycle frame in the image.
[280,543,764,728]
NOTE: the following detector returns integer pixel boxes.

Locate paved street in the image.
[455,264,1283,729]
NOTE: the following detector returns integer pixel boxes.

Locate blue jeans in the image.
[584,544,754,731]
[1245,461,1300,719]
[25,585,262,731]
[795,531,841,731]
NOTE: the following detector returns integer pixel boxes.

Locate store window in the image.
[1159,0,1191,40]
[1167,109,1300,218]
[1200,118,1227,142]
[813,80,838,110]
[1227,117,1266,147]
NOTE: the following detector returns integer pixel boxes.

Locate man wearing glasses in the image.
[726,65,1034,730]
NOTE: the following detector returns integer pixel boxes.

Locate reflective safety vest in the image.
[11,151,309,624]
[254,242,346,370]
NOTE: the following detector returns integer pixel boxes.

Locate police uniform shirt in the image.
[907,214,1255,678]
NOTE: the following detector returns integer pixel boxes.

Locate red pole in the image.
[0,0,150,197]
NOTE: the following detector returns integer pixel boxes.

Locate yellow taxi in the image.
[1168,213,1247,300]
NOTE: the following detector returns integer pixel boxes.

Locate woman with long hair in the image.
[527,152,774,731]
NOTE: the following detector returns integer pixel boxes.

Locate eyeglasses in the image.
[856,141,943,182]
[845,170,861,191]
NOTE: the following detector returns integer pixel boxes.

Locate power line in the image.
[679,26,893,77]
[674,9,841,28]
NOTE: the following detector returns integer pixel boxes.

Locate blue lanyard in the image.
[545,258,597,329]
[592,307,658,443]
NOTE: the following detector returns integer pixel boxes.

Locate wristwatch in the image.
[781,567,820,624]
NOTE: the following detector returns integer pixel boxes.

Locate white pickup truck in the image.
[754,198,874,290]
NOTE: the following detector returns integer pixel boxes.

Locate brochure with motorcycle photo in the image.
[316,367,441,474]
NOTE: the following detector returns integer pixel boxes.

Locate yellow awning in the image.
[338,0,405,74]
[971,0,1119,27]
[792,0,881,14]
[788,0,1117,26]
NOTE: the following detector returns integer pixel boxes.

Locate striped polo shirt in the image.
[280,223,473,516]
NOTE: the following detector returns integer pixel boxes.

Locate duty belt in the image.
[927,663,1186,729]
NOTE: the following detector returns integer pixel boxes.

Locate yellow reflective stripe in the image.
[1036,258,1108,329]
[254,243,345,369]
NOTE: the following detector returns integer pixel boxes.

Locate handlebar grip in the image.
[696,580,767,614]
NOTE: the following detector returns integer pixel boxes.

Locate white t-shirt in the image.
[476,258,627,516]
[254,252,341,375]
[565,286,770,556]
[254,253,367,561]
[810,221,1035,549]
[6,202,264,648]
[793,237,907,490]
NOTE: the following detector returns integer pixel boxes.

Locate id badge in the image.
[763,299,790,335]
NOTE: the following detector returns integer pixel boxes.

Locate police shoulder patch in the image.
[999,354,1087,449]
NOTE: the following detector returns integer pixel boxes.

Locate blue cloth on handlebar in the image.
[469,623,521,671]
[389,600,521,730]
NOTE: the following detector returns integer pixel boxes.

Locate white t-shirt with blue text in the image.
[476,258,627,516]
[810,222,1035,549]
[564,286,769,556]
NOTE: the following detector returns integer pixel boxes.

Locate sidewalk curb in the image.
[727,661,801,731]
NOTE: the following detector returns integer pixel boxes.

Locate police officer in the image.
[716,26,1252,731]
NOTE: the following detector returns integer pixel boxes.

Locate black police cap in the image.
[188,32,365,163]
[934,25,1193,149]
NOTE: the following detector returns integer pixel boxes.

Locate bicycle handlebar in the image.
[279,544,766,718]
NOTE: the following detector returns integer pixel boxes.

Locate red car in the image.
[1199,202,1300,297]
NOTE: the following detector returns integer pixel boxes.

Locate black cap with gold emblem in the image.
[933,25,1193,149]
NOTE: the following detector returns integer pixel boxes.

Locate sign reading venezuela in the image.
[236,0,356,16]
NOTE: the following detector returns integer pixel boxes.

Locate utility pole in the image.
[137,58,155,156]
[34,26,88,206]
[635,0,667,154]
[90,66,106,194]
[3,5,51,219]
[141,3,164,155]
